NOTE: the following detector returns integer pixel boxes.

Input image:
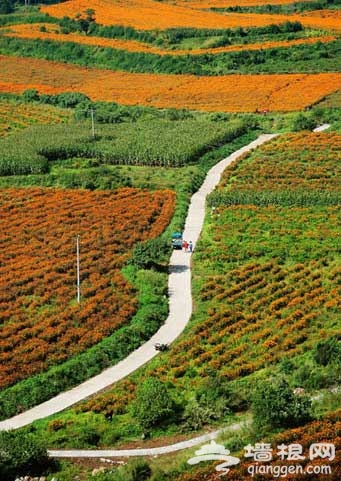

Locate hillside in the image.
[0,0,340,480]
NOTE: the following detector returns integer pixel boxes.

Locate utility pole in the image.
[78,108,96,138]
[76,235,81,304]
[90,108,95,138]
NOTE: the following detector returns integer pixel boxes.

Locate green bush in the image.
[131,377,174,430]
[252,377,312,431]
[129,237,171,270]
[313,337,341,367]
[0,431,50,480]
[291,112,316,131]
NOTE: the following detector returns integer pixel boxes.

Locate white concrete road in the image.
[48,420,248,458]
[0,134,277,431]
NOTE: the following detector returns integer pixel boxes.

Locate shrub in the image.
[0,431,49,481]
[131,377,174,430]
[313,337,341,366]
[252,377,312,431]
[291,113,316,131]
[129,237,171,270]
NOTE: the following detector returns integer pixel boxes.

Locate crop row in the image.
[219,132,341,194]
[0,97,70,137]
[161,254,339,383]
[0,118,248,174]
[0,187,175,389]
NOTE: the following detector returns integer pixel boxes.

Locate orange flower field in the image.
[2,23,335,57]
[299,9,341,31]
[0,187,175,389]
[174,412,341,480]
[1,56,340,112]
[41,0,341,31]
[0,98,70,137]
[173,0,317,8]
[40,0,303,31]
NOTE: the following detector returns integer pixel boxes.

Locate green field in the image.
[0,117,249,175]
[1,35,340,75]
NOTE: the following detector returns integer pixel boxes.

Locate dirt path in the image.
[0,134,278,431]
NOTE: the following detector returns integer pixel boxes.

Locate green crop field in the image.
[0,117,249,175]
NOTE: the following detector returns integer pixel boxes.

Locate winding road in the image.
[0,133,277,432]
[1,125,330,456]
[0,134,276,431]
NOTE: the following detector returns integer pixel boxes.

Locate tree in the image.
[129,237,171,270]
[252,377,311,431]
[74,8,96,35]
[0,431,49,480]
[131,377,174,430]
[0,0,13,14]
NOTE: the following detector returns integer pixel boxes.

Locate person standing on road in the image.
[183,240,189,252]
[189,241,193,253]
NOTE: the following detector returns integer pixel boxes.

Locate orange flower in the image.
[0,187,175,388]
[1,56,340,112]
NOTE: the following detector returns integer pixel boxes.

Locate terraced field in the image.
[2,23,335,56]
[41,0,341,31]
[0,0,339,479]
[173,0,318,7]
[40,0,300,30]
[29,131,340,455]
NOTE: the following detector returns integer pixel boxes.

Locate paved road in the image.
[46,125,332,458]
[313,123,330,132]
[48,420,248,458]
[0,134,277,431]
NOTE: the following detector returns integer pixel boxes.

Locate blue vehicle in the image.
[171,232,183,250]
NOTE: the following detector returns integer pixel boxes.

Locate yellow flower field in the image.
[2,23,335,57]
[1,55,340,112]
